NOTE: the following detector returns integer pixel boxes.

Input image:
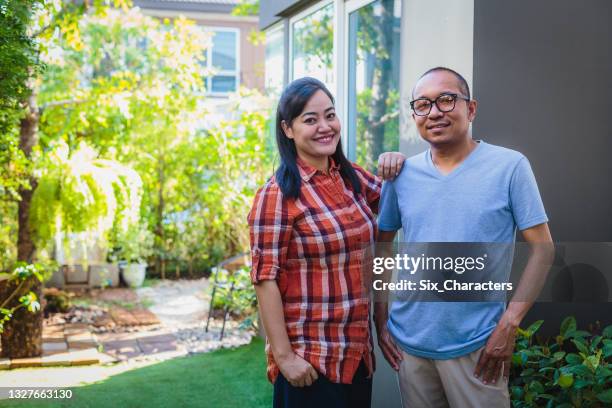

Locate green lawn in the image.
[3,338,273,408]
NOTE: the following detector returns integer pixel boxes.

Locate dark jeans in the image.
[273,360,372,408]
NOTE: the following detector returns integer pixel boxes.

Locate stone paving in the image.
[1,323,101,369]
[1,278,254,370]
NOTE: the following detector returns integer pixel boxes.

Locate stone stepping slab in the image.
[1,323,101,369]
[108,307,160,327]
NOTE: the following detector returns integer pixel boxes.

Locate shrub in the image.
[208,266,257,330]
[510,316,612,407]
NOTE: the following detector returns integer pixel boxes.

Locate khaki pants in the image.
[397,347,510,408]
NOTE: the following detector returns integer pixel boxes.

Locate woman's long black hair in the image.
[275,77,362,199]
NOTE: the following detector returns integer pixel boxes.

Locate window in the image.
[290,2,335,93]
[206,28,239,95]
[265,23,285,100]
[346,0,401,171]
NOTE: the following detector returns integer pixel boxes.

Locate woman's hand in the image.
[378,152,406,180]
[277,352,319,387]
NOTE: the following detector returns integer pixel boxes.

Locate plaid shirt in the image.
[248,158,381,384]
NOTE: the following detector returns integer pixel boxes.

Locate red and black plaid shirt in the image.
[248,158,381,384]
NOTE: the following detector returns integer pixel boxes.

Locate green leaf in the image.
[565,353,582,365]
[528,381,544,394]
[574,379,592,389]
[558,373,574,388]
[560,316,576,337]
[590,335,602,351]
[603,325,612,339]
[599,366,612,378]
[27,300,40,313]
[572,339,589,354]
[567,330,591,339]
[526,320,544,336]
[604,344,612,359]
[566,364,593,377]
[510,386,524,400]
[584,349,602,372]
[597,389,612,403]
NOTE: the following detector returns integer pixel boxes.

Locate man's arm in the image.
[374,229,404,371]
[474,223,554,384]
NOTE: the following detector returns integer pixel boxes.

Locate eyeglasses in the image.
[409,93,470,116]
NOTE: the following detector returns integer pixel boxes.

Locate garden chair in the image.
[205,253,249,340]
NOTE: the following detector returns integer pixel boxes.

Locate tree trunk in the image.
[1,92,43,358]
[154,160,165,279]
[188,259,194,278]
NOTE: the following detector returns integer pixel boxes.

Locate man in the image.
[374,67,554,407]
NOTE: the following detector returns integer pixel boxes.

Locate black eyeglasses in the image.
[409,93,470,116]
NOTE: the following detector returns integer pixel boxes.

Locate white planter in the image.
[121,263,147,288]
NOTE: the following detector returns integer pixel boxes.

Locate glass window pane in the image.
[212,31,237,71]
[292,3,334,93]
[347,0,401,172]
[265,25,285,100]
[211,75,236,93]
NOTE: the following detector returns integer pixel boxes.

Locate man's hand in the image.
[277,352,319,387]
[378,152,406,180]
[474,318,517,384]
[374,311,403,371]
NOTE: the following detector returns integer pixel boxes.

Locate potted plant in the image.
[111,223,154,288]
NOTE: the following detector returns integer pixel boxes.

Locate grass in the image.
[3,338,273,408]
[71,295,153,311]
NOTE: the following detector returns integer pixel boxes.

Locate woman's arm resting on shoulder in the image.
[255,280,318,387]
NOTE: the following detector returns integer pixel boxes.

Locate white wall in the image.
[399,0,474,156]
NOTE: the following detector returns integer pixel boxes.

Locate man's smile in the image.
[427,122,450,130]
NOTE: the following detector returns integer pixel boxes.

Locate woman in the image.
[248,77,405,408]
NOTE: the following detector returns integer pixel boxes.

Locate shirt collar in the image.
[297,157,340,182]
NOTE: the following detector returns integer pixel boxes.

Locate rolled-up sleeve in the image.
[247,181,293,284]
[351,163,382,213]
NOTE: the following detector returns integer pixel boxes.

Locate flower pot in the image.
[121,263,147,288]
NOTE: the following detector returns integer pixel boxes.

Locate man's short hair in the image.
[413,67,471,100]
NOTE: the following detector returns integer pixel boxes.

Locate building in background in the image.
[135,0,265,102]
[259,1,611,406]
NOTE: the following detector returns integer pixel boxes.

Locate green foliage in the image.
[293,4,334,71]
[29,141,143,250]
[43,288,72,313]
[231,0,259,17]
[0,0,39,200]
[110,221,154,263]
[0,0,41,113]
[209,265,257,330]
[2,3,272,278]
[510,316,612,407]
[356,88,399,171]
[0,261,54,333]
[165,90,272,273]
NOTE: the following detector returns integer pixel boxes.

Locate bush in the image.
[510,316,612,407]
[208,266,257,330]
[43,287,72,313]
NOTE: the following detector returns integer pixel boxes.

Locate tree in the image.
[0,0,132,359]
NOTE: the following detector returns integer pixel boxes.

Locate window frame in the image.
[288,0,336,91]
[264,21,286,97]
[206,26,240,97]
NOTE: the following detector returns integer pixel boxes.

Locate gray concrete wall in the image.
[473,0,612,333]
